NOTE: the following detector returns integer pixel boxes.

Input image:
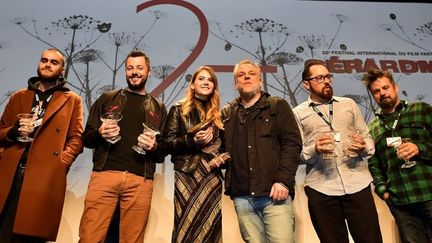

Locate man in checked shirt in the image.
[363,68,432,243]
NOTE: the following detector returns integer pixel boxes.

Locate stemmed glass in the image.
[132,123,160,155]
[345,129,365,158]
[100,112,122,144]
[317,130,337,160]
[202,136,222,157]
[16,113,35,142]
[200,126,232,169]
[393,138,417,169]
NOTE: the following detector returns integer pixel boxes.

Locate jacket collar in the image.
[230,92,271,111]
[27,76,69,94]
[306,95,339,107]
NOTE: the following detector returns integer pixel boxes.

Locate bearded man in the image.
[78,50,167,243]
[293,59,382,243]
[364,68,432,243]
[0,48,84,242]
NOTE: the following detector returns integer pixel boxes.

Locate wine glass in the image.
[132,123,160,155]
[202,136,222,157]
[317,130,337,160]
[16,113,35,142]
[345,129,365,158]
[100,112,122,144]
[393,138,417,169]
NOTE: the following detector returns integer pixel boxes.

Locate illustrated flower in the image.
[107,105,119,113]
[149,111,158,123]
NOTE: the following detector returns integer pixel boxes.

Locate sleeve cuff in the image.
[375,184,387,198]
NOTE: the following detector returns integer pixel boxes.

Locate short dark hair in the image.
[362,68,395,91]
[302,59,326,81]
[125,50,151,69]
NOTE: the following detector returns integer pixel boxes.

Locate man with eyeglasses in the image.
[221,59,302,243]
[293,59,382,243]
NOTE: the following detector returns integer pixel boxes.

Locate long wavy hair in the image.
[179,65,223,130]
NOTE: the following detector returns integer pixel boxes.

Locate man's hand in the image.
[99,122,120,141]
[269,182,289,202]
[137,130,157,152]
[347,133,366,155]
[396,141,419,161]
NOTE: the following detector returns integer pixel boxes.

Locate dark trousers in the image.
[0,167,45,243]
[305,186,383,243]
[387,200,432,243]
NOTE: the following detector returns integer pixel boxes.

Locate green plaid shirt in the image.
[368,100,432,205]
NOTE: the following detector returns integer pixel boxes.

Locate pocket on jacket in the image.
[259,116,274,137]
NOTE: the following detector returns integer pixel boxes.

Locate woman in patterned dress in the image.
[163,65,229,243]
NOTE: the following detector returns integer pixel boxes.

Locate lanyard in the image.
[312,101,334,130]
[35,93,52,118]
[380,106,405,136]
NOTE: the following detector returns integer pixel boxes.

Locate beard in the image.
[378,96,397,110]
[311,84,333,101]
[126,74,147,91]
[237,85,261,101]
[37,68,62,83]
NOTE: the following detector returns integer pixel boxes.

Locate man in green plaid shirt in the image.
[363,68,432,243]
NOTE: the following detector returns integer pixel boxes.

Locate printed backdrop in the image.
[1,0,431,242]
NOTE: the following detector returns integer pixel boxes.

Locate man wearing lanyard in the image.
[0,48,84,242]
[363,68,432,243]
[293,59,382,243]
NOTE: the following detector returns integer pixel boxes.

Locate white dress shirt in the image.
[293,96,374,196]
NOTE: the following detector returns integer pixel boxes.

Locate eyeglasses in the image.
[305,74,334,83]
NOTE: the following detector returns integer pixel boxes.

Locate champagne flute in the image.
[132,123,160,155]
[16,113,35,142]
[394,138,417,169]
[100,112,122,144]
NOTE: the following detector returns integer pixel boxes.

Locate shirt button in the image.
[250,167,253,171]
[251,192,255,196]
[53,152,59,156]
[56,128,61,133]
[248,145,252,149]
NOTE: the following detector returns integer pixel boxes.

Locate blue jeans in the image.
[387,200,432,243]
[233,196,294,243]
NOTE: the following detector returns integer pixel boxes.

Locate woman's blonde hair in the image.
[180,65,223,130]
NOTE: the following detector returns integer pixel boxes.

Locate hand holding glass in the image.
[393,138,417,169]
[100,112,122,144]
[200,127,229,168]
[132,123,160,155]
[317,131,337,159]
[16,113,35,142]
[345,130,365,158]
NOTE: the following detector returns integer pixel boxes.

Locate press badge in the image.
[386,136,401,147]
[334,132,341,142]
[33,118,43,128]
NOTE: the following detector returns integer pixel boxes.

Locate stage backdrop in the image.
[1,0,431,242]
